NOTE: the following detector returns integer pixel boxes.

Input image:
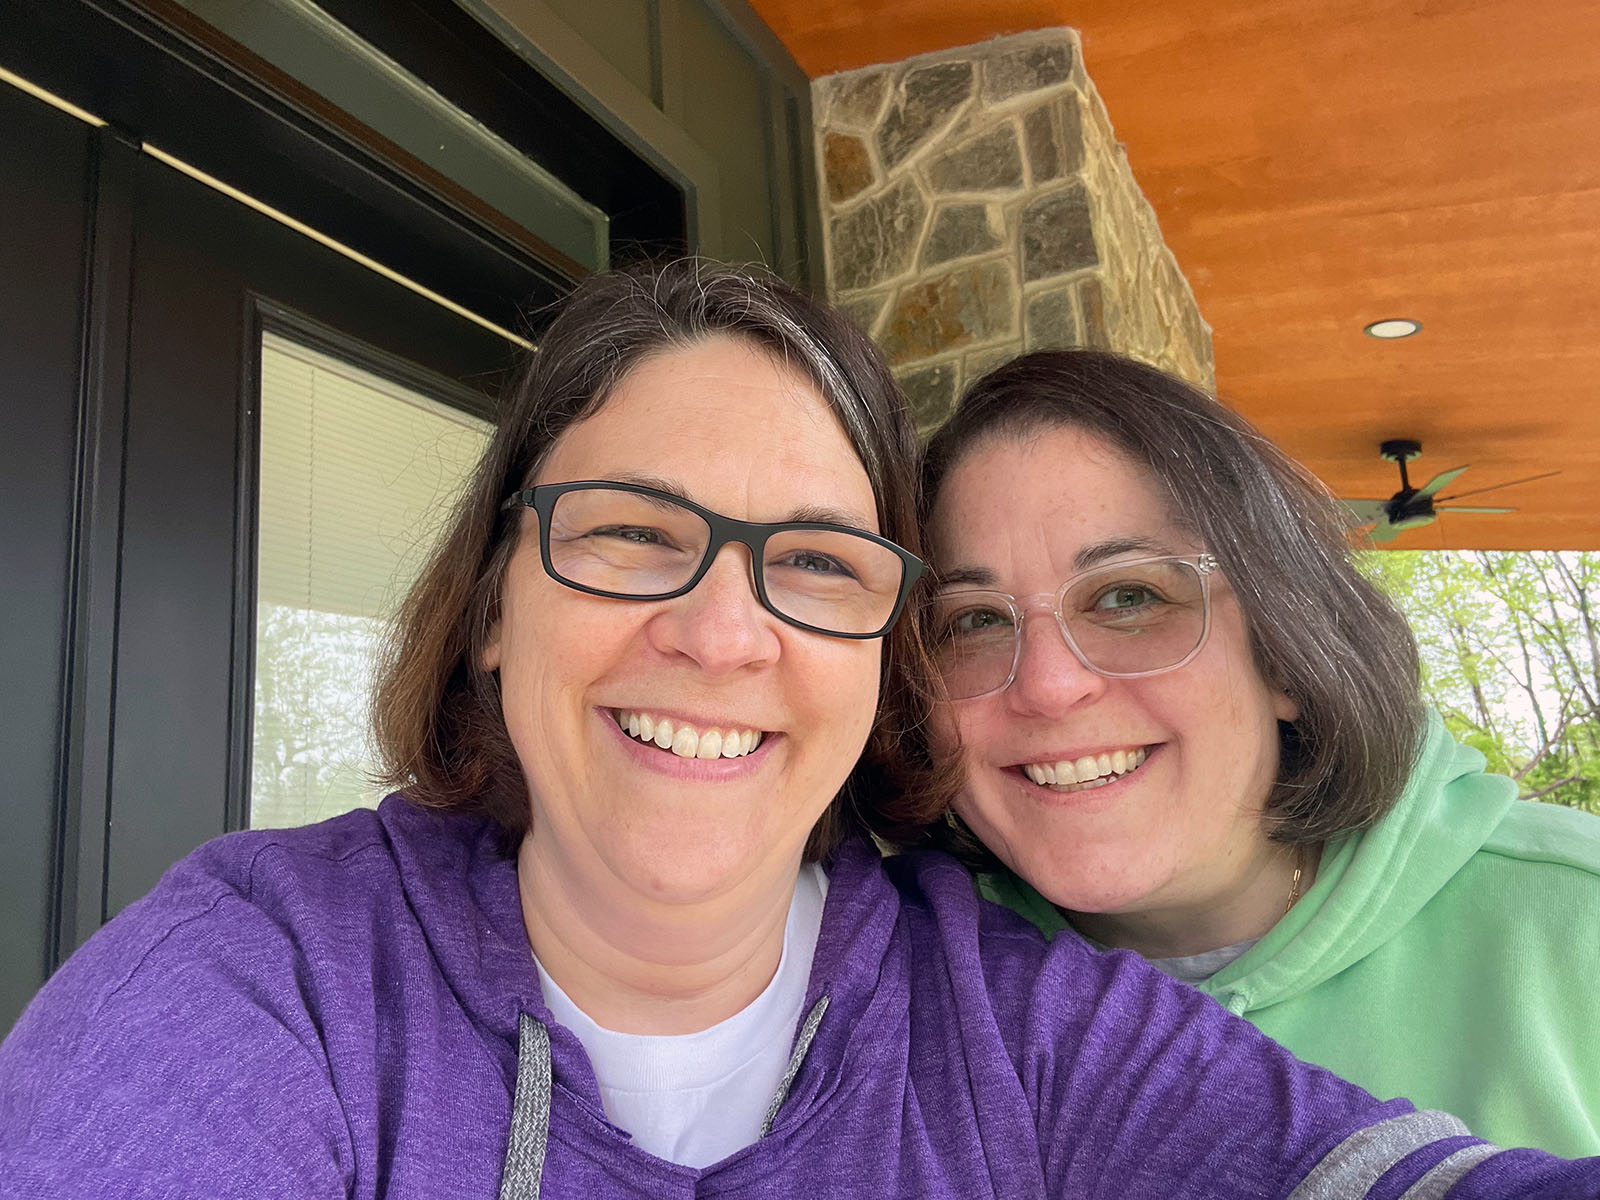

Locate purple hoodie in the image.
[1,796,1594,1198]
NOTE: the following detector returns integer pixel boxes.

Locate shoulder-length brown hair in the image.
[370,259,952,858]
[916,349,1424,851]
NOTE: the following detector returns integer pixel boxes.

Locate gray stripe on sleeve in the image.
[1396,1144,1502,1200]
[499,1012,552,1200]
[1287,1110,1476,1199]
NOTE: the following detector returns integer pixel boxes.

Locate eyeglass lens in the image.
[930,558,1209,698]
[545,486,908,636]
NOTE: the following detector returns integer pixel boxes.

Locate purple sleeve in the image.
[1000,929,1600,1198]
[0,854,354,1198]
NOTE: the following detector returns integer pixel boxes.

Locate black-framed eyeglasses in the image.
[500,480,926,639]
[929,553,1218,699]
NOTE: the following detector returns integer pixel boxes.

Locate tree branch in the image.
[1520,776,1584,803]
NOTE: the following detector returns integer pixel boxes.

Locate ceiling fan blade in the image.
[1437,505,1516,515]
[1343,499,1391,525]
[1411,466,1469,502]
[1366,521,1406,544]
[1435,470,1561,503]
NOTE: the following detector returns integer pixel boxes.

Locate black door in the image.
[0,79,543,1031]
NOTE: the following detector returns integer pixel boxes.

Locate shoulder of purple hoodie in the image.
[1,797,1597,1200]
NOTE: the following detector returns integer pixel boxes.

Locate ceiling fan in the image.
[1343,439,1559,544]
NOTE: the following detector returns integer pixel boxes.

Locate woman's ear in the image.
[479,621,502,671]
[1272,687,1300,724]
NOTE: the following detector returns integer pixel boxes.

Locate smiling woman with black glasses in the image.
[910,347,1600,1159]
[5,267,1600,1198]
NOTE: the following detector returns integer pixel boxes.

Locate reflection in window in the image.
[253,332,490,828]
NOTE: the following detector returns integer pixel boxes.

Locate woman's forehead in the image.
[929,427,1190,572]
[534,336,879,526]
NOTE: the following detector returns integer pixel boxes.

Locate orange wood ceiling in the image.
[750,0,1600,549]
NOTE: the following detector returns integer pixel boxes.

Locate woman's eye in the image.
[1092,584,1160,611]
[778,550,855,577]
[943,607,1012,637]
[590,524,672,547]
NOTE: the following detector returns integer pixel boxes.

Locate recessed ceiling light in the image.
[1364,318,1422,339]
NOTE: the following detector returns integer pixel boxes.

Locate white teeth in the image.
[1023,746,1148,790]
[614,711,764,759]
[671,727,698,758]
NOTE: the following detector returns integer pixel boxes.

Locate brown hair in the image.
[371,259,954,858]
[916,349,1424,851]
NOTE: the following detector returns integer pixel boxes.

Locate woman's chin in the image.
[604,829,796,907]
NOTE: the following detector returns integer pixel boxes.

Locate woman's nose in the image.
[1004,608,1108,715]
[647,543,781,674]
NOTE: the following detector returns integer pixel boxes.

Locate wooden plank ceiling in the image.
[748,0,1600,549]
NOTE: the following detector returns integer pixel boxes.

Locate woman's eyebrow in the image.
[934,565,999,589]
[1073,535,1173,571]
[787,503,875,528]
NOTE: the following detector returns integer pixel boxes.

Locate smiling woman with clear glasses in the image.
[6,268,1600,1199]
[906,347,1600,1159]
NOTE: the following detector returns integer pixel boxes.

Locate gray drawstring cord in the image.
[760,994,829,1137]
[499,1013,552,1200]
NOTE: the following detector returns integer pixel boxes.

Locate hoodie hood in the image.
[1201,709,1517,1015]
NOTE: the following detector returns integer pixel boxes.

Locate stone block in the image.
[879,261,1016,365]
[876,62,974,170]
[927,126,1024,193]
[896,361,959,430]
[1024,286,1082,350]
[1077,276,1111,349]
[1021,183,1099,282]
[829,178,928,292]
[824,133,874,204]
[920,203,1002,268]
[825,70,890,129]
[1022,104,1061,184]
[1056,94,1086,174]
[984,41,1075,104]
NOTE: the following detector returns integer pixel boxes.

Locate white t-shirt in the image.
[535,864,828,1168]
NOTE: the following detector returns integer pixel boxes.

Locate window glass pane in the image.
[253,331,491,828]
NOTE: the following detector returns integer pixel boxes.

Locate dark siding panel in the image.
[105,163,244,916]
[0,91,92,1029]
[543,0,657,102]
[673,0,776,265]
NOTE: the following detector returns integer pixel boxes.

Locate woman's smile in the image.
[1017,744,1150,790]
[612,708,767,759]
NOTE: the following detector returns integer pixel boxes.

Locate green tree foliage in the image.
[252,603,386,829]
[1361,551,1600,815]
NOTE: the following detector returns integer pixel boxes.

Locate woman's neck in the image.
[1068,844,1315,961]
[516,835,800,1035]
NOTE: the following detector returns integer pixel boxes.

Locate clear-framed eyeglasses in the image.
[500,480,926,639]
[928,553,1219,700]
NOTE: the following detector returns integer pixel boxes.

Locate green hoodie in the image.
[981,711,1600,1156]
